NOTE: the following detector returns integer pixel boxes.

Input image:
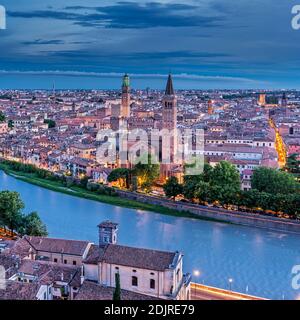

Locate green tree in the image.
[209,161,241,203]
[183,163,213,201]
[163,176,183,201]
[0,111,5,123]
[182,173,201,201]
[20,212,48,237]
[113,272,121,300]
[284,154,300,177]
[0,191,24,235]
[108,168,131,188]
[252,167,299,194]
[210,161,241,190]
[195,181,212,204]
[44,119,56,128]
[132,155,160,192]
[8,119,14,128]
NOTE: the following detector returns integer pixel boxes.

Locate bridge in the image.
[190,283,266,300]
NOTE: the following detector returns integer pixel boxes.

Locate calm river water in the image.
[1,170,300,300]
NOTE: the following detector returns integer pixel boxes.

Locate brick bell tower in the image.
[162,74,177,131]
[161,74,178,179]
[121,74,131,118]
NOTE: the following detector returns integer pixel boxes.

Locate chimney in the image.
[98,221,119,246]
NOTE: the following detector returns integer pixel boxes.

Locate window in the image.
[54,258,58,263]
[132,276,138,287]
[132,269,137,273]
[150,279,155,289]
[73,261,76,266]
[176,269,180,283]
[64,259,67,264]
[115,267,119,270]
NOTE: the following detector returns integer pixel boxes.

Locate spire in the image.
[165,73,174,95]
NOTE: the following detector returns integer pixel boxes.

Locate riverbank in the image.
[0,164,202,221]
[2,163,300,233]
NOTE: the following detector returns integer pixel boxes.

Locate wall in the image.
[116,190,300,234]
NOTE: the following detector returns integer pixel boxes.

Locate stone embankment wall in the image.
[116,190,300,233]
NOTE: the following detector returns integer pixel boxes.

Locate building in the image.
[258,93,266,106]
[83,221,191,300]
[121,74,131,118]
[281,92,288,107]
[161,74,179,178]
[2,221,191,300]
[5,236,92,266]
[0,122,8,134]
[208,99,213,115]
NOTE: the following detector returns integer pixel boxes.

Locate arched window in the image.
[132,276,138,287]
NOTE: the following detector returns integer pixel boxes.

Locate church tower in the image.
[162,74,177,131]
[281,92,288,107]
[161,74,178,169]
[121,74,131,118]
[98,221,119,246]
[208,99,213,115]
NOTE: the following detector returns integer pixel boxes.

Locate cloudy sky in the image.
[0,0,300,89]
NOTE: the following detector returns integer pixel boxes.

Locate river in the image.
[1,170,300,300]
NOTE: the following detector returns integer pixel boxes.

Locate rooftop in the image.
[84,244,179,271]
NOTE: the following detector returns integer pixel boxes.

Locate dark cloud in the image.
[40,50,231,63]
[21,39,65,45]
[8,2,225,29]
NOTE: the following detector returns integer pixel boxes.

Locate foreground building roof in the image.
[75,281,160,300]
[84,244,179,271]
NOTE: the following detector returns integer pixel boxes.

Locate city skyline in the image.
[0,1,300,89]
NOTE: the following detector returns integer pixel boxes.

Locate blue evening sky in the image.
[0,0,300,89]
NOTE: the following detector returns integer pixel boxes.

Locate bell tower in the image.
[121,74,131,118]
[98,221,119,246]
[161,74,178,172]
[162,74,177,131]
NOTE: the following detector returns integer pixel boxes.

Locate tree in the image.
[20,212,48,237]
[108,168,131,188]
[0,111,5,123]
[132,155,160,192]
[210,161,241,190]
[0,191,24,235]
[182,177,199,201]
[113,272,121,300]
[252,167,299,195]
[163,176,183,201]
[44,119,56,128]
[209,161,241,204]
[8,119,14,128]
[284,154,300,177]
[182,164,213,201]
[195,181,212,204]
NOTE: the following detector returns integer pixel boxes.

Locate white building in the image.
[83,221,191,300]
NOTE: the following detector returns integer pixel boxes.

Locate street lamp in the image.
[193,270,200,278]
[228,278,233,291]
[193,270,201,299]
